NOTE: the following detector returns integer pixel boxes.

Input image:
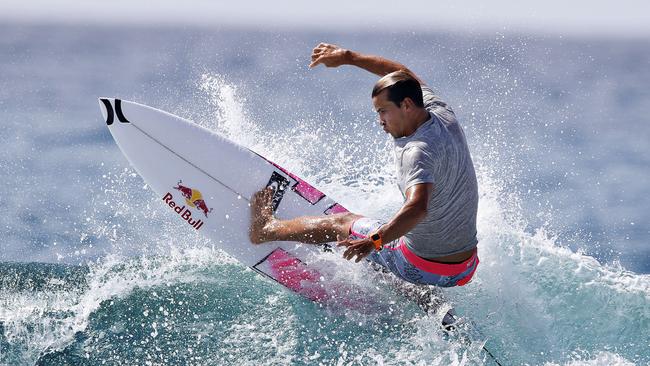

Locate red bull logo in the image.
[162,180,213,230]
[173,180,213,217]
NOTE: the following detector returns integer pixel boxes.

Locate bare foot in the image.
[249,187,276,244]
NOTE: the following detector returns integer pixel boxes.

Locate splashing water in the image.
[197,73,402,218]
[193,75,650,365]
[1,74,648,366]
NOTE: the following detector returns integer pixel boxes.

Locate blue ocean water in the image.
[0,23,649,365]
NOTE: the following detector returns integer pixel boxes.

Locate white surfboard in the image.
[97,98,459,325]
[97,97,379,303]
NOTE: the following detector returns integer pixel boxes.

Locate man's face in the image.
[372,89,406,138]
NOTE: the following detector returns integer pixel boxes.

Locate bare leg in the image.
[249,187,362,244]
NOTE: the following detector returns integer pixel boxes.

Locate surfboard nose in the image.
[99,98,131,126]
[98,97,114,125]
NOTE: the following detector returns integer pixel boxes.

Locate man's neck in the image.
[403,109,431,137]
[415,109,430,129]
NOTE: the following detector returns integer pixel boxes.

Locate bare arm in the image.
[309,43,425,84]
[376,183,431,243]
[338,183,432,262]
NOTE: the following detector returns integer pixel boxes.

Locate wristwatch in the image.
[370,232,383,251]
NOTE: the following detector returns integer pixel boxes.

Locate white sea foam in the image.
[0,247,237,364]
[544,351,635,366]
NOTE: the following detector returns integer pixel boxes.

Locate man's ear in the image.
[401,97,414,110]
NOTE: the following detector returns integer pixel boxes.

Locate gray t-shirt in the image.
[393,86,478,258]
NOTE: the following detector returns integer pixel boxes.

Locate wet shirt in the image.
[393,86,478,258]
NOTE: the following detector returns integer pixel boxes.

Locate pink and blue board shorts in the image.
[349,217,479,287]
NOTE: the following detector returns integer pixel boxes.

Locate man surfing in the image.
[249,43,479,287]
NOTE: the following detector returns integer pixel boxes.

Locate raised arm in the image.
[309,43,425,85]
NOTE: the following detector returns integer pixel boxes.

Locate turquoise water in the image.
[1,23,649,365]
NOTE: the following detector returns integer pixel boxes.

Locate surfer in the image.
[249,43,479,287]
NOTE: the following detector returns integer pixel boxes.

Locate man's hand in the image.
[309,43,350,68]
[336,235,375,262]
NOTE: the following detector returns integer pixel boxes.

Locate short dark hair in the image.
[372,70,424,108]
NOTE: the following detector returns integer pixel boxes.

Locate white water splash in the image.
[0,248,237,364]
[189,74,650,365]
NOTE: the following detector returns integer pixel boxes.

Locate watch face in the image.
[371,233,380,241]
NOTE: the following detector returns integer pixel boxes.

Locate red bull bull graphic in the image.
[173,180,213,217]
[161,180,213,230]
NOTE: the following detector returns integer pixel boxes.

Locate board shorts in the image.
[349,217,479,287]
